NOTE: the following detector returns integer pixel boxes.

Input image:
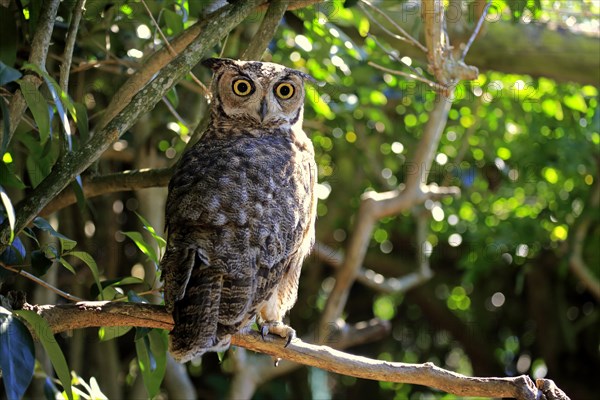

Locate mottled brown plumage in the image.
[162,58,317,363]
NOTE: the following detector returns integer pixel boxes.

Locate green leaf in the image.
[20,79,51,143]
[163,9,184,35]
[166,86,179,108]
[65,251,102,298]
[98,325,133,341]
[135,328,168,398]
[0,160,26,189]
[22,63,75,151]
[0,185,15,243]
[14,310,73,400]
[73,102,89,143]
[31,249,53,276]
[0,306,35,400]
[0,61,21,86]
[121,231,158,264]
[91,276,145,299]
[33,217,77,252]
[136,213,167,249]
[58,257,76,274]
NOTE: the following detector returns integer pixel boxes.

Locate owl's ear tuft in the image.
[201,58,236,71]
[291,70,317,85]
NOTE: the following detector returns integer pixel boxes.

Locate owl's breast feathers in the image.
[162,127,316,362]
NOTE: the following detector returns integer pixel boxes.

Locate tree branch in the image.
[19,301,570,400]
[59,0,86,92]
[0,0,264,253]
[40,167,173,216]
[241,0,289,60]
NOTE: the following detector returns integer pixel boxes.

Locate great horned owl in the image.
[162,58,317,363]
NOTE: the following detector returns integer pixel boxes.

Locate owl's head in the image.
[202,58,313,129]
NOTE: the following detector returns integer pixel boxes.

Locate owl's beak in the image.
[260,99,268,122]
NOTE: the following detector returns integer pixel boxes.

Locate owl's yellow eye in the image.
[232,79,254,96]
[274,83,295,99]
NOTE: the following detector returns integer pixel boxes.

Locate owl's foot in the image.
[260,321,296,347]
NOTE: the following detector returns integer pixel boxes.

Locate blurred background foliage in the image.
[0,0,598,399]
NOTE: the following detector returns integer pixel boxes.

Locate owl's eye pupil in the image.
[233,79,253,96]
[275,83,294,99]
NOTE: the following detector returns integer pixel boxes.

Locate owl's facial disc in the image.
[210,60,308,128]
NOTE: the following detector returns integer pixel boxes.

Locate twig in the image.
[241,0,289,60]
[140,0,210,98]
[359,0,428,52]
[161,97,189,126]
[59,0,87,92]
[367,33,425,78]
[460,0,492,61]
[0,262,84,302]
[20,301,570,399]
[368,61,448,93]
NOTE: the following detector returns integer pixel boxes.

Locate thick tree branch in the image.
[19,301,569,400]
[40,167,173,216]
[241,0,289,60]
[0,0,263,253]
[317,0,465,342]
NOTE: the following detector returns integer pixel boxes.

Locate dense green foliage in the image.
[0,0,598,399]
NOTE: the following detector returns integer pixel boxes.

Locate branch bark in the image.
[0,0,264,253]
[19,301,570,400]
[241,0,290,60]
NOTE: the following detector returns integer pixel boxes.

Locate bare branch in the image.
[368,61,447,93]
[241,0,290,60]
[59,0,87,92]
[1,263,85,302]
[359,0,427,52]
[41,167,173,216]
[460,0,492,61]
[19,300,570,399]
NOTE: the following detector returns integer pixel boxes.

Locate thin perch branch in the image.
[18,301,570,400]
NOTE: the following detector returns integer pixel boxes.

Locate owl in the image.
[161,58,317,363]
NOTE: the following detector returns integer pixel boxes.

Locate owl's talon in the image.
[259,321,296,347]
[260,325,269,341]
[285,330,295,347]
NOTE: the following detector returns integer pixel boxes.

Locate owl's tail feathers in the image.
[168,262,231,363]
[161,243,196,313]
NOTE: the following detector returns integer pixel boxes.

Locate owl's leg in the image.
[257,290,296,347]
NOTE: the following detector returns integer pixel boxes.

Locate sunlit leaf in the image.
[121,231,158,264]
[98,326,133,341]
[65,251,102,298]
[0,185,15,243]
